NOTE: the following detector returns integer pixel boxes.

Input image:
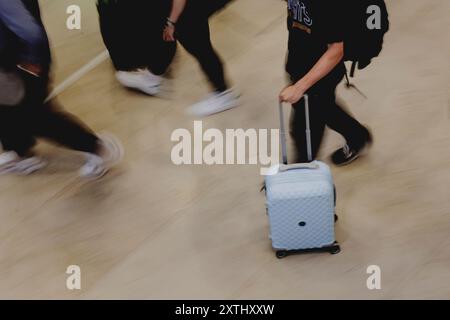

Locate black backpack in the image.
[344,0,390,77]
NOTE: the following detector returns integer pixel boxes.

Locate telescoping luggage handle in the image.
[279,95,318,170]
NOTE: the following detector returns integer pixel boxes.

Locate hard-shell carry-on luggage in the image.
[264,95,340,259]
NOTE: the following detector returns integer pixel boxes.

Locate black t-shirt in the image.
[286,0,345,91]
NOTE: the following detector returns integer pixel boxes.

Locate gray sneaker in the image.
[187,89,240,117]
[0,151,47,175]
[116,69,163,96]
[79,133,124,179]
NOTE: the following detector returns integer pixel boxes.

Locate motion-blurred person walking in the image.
[163,0,239,117]
[0,0,123,178]
[97,0,175,96]
[279,0,372,165]
[97,0,238,117]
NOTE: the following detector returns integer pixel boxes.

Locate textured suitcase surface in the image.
[265,161,336,251]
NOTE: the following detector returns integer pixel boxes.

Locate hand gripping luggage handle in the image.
[279,94,313,165]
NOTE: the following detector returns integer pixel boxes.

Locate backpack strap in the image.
[350,61,357,78]
[343,63,368,99]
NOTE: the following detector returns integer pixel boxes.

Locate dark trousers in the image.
[97,1,228,92]
[0,71,99,157]
[175,13,228,92]
[97,1,175,74]
[290,86,369,163]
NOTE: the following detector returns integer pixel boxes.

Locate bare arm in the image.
[280,42,344,103]
[168,0,187,24]
[163,0,187,42]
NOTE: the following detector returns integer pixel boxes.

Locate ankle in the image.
[215,86,229,93]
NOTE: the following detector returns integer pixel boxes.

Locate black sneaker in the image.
[331,133,373,166]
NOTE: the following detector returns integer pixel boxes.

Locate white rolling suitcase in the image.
[265,95,340,259]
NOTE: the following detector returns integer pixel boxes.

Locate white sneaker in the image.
[187,89,240,117]
[0,151,47,175]
[115,69,162,96]
[79,133,124,179]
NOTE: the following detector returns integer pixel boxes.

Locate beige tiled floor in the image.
[0,0,449,299]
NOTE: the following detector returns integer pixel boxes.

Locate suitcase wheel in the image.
[329,244,341,255]
[276,251,288,259]
[334,214,339,223]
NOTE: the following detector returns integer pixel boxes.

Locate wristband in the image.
[166,18,176,28]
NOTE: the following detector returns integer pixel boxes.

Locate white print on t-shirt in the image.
[288,0,312,26]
